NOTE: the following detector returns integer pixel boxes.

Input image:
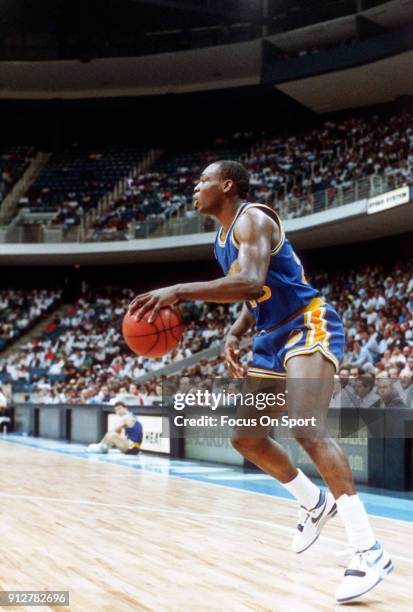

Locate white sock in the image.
[336,494,376,551]
[282,468,321,509]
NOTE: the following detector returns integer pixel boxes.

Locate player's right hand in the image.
[224,337,245,378]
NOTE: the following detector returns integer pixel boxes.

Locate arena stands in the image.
[18,144,147,229]
[0,289,61,352]
[85,135,251,240]
[84,109,413,239]
[0,146,36,204]
[188,259,413,382]
[243,111,413,216]
[0,256,412,406]
[0,286,244,403]
[3,110,411,240]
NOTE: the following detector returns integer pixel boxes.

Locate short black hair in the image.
[215,160,250,198]
[114,401,127,409]
[359,373,375,392]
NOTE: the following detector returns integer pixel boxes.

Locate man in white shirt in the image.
[110,384,144,406]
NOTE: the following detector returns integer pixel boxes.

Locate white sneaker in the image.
[336,541,394,603]
[292,489,337,553]
[86,442,109,454]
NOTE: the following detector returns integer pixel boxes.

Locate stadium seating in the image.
[19,144,147,228]
[85,136,251,240]
[0,256,412,404]
[0,289,61,353]
[0,146,36,203]
[4,110,412,239]
[243,111,413,216]
[0,286,242,399]
[86,110,413,238]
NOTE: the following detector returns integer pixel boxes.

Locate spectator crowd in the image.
[0,289,61,352]
[0,286,246,405]
[9,109,411,240]
[243,111,413,217]
[87,110,413,238]
[146,258,413,409]
[85,137,248,241]
[16,144,146,231]
[0,256,412,408]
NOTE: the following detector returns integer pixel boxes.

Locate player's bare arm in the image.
[129,209,279,321]
[225,303,255,377]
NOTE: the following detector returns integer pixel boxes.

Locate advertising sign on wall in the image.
[367,185,409,215]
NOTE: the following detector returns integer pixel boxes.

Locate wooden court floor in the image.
[0,442,411,612]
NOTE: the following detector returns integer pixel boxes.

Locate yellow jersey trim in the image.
[283,345,339,373]
[247,372,287,379]
[257,297,325,335]
[247,366,287,376]
[229,203,285,255]
[217,204,246,247]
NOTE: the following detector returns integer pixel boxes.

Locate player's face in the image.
[193,163,225,215]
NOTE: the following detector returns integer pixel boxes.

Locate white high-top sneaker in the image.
[292,489,337,553]
[336,541,394,603]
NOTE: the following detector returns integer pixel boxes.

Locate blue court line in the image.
[1,435,412,523]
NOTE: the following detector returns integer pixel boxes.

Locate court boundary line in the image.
[0,490,412,566]
[1,437,412,528]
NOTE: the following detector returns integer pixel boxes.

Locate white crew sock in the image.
[336,494,376,551]
[282,468,321,509]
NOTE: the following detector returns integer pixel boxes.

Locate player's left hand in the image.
[128,286,179,322]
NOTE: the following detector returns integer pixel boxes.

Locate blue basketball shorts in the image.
[247,298,345,379]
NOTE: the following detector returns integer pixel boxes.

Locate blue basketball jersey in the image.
[125,414,143,444]
[214,203,319,331]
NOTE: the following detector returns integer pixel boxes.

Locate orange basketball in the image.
[122,305,184,358]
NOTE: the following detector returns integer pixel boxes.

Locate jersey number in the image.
[249,285,272,309]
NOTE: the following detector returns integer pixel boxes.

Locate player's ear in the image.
[222,179,233,194]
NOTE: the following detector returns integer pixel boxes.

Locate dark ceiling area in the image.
[0,0,389,61]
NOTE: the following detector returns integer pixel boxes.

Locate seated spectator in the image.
[373,375,405,409]
[353,373,379,408]
[87,401,143,455]
[395,369,413,407]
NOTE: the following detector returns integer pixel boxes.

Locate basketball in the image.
[122,305,184,358]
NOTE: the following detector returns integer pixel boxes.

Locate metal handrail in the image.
[84,172,409,241]
[3,171,410,243]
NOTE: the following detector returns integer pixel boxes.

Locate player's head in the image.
[114,401,128,416]
[193,160,249,215]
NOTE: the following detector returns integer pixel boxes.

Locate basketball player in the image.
[87,401,143,455]
[129,161,393,603]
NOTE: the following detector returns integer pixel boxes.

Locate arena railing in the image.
[114,173,408,241]
[0,172,409,243]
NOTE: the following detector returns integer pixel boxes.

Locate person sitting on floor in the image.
[87,401,143,455]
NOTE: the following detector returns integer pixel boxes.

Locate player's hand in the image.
[224,335,245,378]
[128,286,179,322]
